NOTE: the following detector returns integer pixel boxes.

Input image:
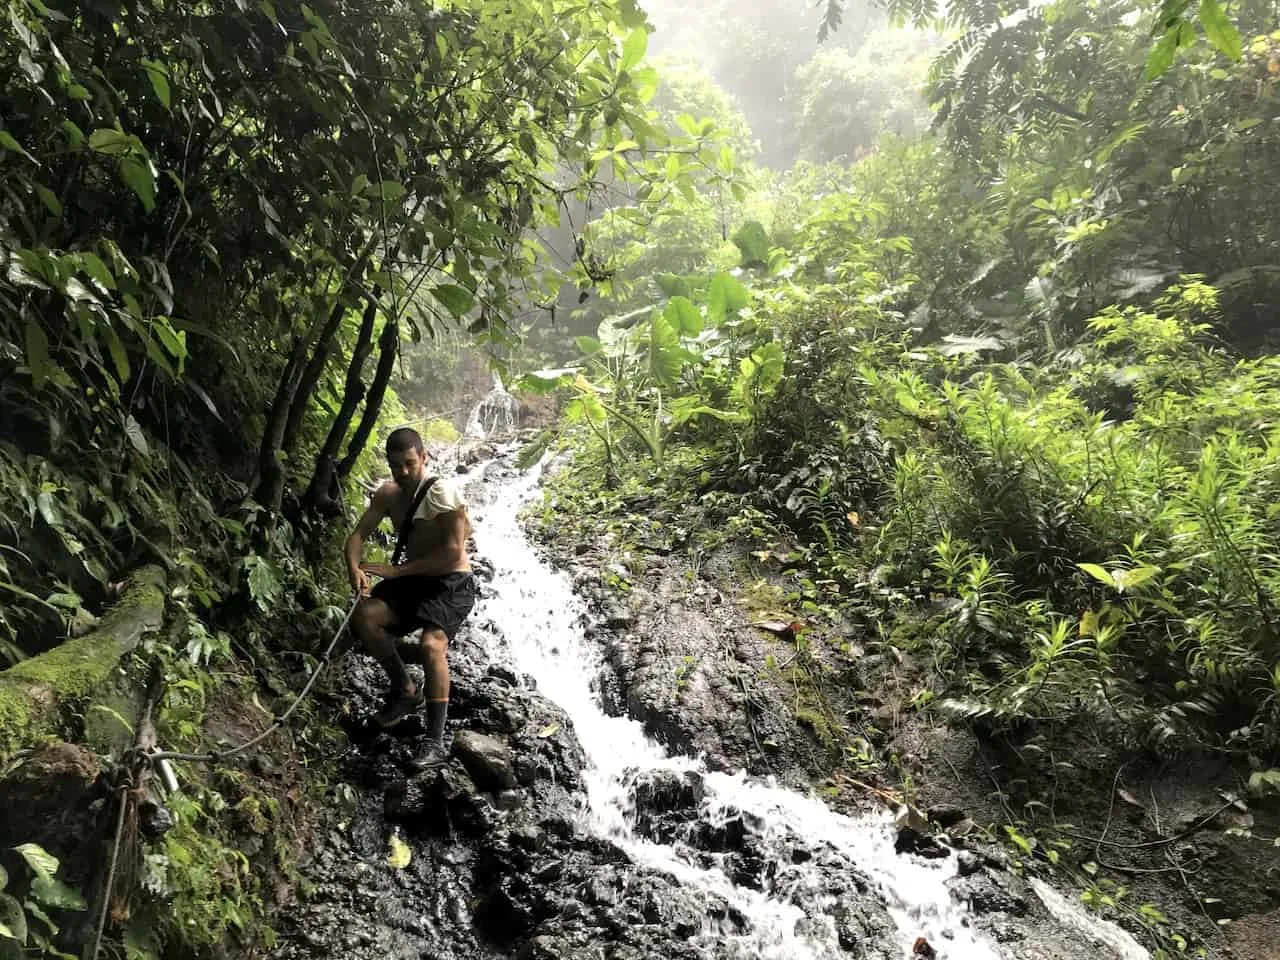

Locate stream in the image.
[474,458,996,959]
[274,443,1155,960]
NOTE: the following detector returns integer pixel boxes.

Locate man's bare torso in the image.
[380,478,470,573]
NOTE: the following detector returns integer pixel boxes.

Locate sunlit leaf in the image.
[0,130,35,162]
[1199,0,1241,60]
[663,296,702,337]
[141,59,172,109]
[120,156,156,211]
[1077,563,1114,588]
[619,27,648,71]
[15,843,58,879]
[386,834,412,869]
[706,272,748,323]
[88,128,135,156]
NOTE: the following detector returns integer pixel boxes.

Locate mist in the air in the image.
[638,0,941,168]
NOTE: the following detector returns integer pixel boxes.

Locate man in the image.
[346,426,478,770]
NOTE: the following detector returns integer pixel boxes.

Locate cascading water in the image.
[465,374,521,439]
[462,454,1153,960]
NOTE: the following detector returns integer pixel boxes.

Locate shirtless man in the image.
[346,427,478,770]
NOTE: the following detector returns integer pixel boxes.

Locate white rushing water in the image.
[462,452,1151,960]
[464,374,520,440]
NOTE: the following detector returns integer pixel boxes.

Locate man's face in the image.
[387,448,426,492]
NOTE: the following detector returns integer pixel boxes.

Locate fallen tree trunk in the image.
[0,565,166,758]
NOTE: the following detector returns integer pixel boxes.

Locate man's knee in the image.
[354,598,392,641]
[422,628,448,657]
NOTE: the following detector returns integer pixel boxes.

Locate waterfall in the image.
[457,453,1154,960]
[464,373,521,439]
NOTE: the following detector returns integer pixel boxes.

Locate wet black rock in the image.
[926,804,968,828]
[949,868,1031,916]
[895,824,951,859]
[956,849,983,877]
[384,763,486,832]
[630,769,706,816]
[454,730,519,791]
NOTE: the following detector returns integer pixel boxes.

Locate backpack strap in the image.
[392,476,436,566]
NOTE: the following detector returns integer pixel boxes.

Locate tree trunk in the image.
[302,291,381,513]
[0,566,166,759]
[252,329,315,512]
[280,295,350,457]
[281,228,408,456]
[338,315,399,480]
[254,237,380,512]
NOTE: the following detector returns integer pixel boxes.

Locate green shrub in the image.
[873,281,1280,751]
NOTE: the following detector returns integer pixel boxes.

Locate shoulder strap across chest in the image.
[392,476,436,566]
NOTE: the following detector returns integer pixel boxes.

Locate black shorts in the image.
[370,571,478,640]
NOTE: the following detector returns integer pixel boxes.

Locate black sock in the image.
[379,652,412,693]
[426,699,448,742]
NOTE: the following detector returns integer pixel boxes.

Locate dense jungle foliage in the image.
[521,0,1280,766]
[0,0,715,952]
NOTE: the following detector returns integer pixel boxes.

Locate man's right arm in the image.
[345,483,390,594]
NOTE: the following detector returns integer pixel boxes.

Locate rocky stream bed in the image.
[267,448,1162,960]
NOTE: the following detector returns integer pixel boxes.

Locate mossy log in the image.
[0,565,166,758]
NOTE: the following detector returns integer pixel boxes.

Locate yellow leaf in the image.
[1080,609,1100,637]
[386,834,412,869]
[537,722,561,738]
[846,511,860,528]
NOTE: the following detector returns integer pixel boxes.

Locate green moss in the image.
[0,565,165,757]
[0,686,33,755]
[235,796,270,835]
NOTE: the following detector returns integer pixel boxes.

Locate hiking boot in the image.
[407,739,449,772]
[374,688,425,728]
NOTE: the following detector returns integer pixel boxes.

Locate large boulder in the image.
[454,730,518,792]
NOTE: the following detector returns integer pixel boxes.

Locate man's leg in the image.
[409,575,476,770]
[352,597,423,725]
[420,627,450,744]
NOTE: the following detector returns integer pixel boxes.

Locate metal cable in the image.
[150,594,361,764]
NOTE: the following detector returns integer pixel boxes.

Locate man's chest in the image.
[389,496,446,546]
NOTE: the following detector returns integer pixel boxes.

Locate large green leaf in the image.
[0,892,25,945]
[140,59,172,110]
[619,27,648,72]
[119,157,156,211]
[663,296,702,337]
[124,416,149,456]
[575,335,603,356]
[1077,563,1114,588]
[1198,0,1241,60]
[1145,19,1195,78]
[706,272,749,323]
[645,312,681,386]
[87,128,135,156]
[14,844,57,879]
[30,874,85,911]
[432,284,474,318]
[0,130,35,162]
[23,320,51,388]
[244,555,282,609]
